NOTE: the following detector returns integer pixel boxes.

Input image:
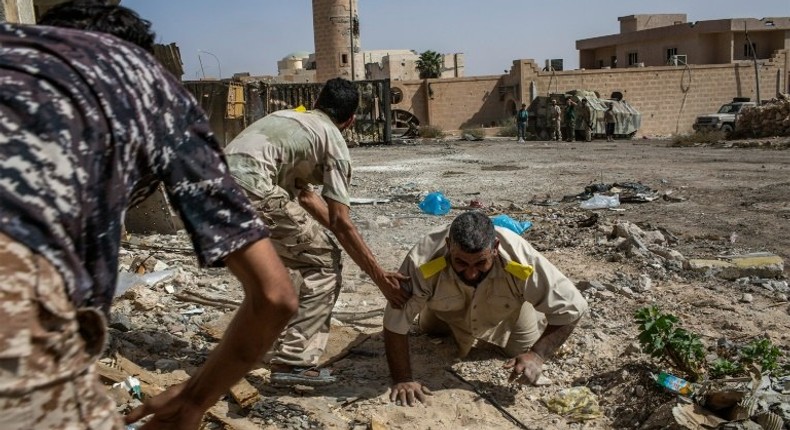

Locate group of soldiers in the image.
[549,98,596,142]
[0,2,589,428]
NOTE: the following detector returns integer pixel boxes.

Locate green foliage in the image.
[709,358,742,378]
[416,50,443,79]
[634,305,705,381]
[496,117,518,137]
[419,124,445,139]
[671,130,726,147]
[740,338,782,372]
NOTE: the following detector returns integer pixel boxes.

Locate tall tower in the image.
[312,0,362,82]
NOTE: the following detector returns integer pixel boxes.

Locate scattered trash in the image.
[654,372,695,396]
[181,307,205,316]
[469,198,484,209]
[113,376,142,400]
[580,194,620,210]
[115,269,177,298]
[542,386,603,422]
[350,197,391,205]
[418,192,452,215]
[491,214,533,235]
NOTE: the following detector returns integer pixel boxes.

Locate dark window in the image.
[341,53,348,65]
[666,47,678,61]
[611,56,617,68]
[743,42,756,57]
[628,52,639,66]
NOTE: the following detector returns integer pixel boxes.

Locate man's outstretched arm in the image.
[298,189,409,307]
[384,328,431,407]
[126,238,297,429]
[503,320,579,385]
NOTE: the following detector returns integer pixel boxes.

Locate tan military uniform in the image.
[551,104,563,141]
[0,233,123,429]
[580,103,593,142]
[225,109,352,367]
[384,226,588,358]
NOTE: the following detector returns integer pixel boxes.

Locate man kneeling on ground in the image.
[383,211,588,406]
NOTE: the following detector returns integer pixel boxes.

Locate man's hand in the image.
[389,381,432,407]
[373,271,411,308]
[503,351,544,385]
[125,383,203,429]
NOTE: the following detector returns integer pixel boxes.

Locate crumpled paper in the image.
[542,386,603,422]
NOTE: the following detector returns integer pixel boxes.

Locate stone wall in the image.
[390,49,789,136]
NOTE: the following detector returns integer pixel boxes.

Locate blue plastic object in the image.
[419,192,452,215]
[491,214,533,235]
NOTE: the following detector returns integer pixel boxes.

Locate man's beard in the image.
[454,268,492,287]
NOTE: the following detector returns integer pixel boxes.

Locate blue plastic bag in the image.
[491,214,533,235]
[419,192,452,215]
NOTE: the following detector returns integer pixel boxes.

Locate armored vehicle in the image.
[527,90,641,140]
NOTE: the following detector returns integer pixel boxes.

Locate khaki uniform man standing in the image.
[383,212,588,405]
[550,99,563,141]
[225,78,408,386]
[580,99,593,142]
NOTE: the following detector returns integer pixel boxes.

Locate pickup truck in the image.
[692,99,756,133]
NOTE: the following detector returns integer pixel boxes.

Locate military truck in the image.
[692,98,756,134]
[527,90,641,140]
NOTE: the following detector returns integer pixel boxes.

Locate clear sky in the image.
[122,1,789,80]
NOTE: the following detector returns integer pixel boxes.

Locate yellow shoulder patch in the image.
[419,257,447,279]
[505,261,534,280]
[294,105,307,112]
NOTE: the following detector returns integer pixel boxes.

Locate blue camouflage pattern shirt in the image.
[0,24,269,311]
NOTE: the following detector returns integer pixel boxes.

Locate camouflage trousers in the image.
[419,301,544,358]
[0,232,123,429]
[248,188,343,367]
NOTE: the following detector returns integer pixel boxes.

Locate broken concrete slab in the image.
[686,253,784,280]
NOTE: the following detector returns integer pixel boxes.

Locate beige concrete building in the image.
[365,50,464,81]
[578,14,790,69]
[277,51,317,83]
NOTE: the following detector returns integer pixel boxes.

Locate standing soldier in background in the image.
[564,98,577,142]
[604,103,617,142]
[516,103,529,143]
[580,99,593,142]
[550,99,562,141]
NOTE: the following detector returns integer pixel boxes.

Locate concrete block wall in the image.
[519,50,788,135]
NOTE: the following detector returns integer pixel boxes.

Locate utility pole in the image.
[349,0,355,81]
[745,22,761,104]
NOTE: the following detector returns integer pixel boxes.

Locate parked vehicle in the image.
[692,98,756,134]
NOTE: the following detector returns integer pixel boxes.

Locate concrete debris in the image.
[736,94,790,138]
[685,252,784,280]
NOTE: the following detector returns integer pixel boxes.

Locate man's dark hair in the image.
[39,1,155,53]
[315,78,359,124]
[448,211,496,253]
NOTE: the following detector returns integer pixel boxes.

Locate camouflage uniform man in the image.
[565,99,578,142]
[550,99,562,141]
[225,78,409,386]
[383,212,588,406]
[580,98,593,142]
[0,5,296,429]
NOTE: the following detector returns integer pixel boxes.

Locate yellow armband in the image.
[419,256,447,279]
[505,260,534,280]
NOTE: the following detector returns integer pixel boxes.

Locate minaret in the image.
[312,0,361,82]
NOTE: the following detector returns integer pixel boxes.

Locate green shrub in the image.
[635,305,706,381]
[419,124,445,139]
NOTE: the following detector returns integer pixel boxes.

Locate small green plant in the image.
[740,338,782,372]
[419,125,445,139]
[709,358,742,378]
[671,130,726,147]
[635,305,706,381]
[496,117,518,137]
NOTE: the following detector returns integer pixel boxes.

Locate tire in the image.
[721,124,734,134]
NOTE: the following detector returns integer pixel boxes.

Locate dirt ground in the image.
[114,136,790,429]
